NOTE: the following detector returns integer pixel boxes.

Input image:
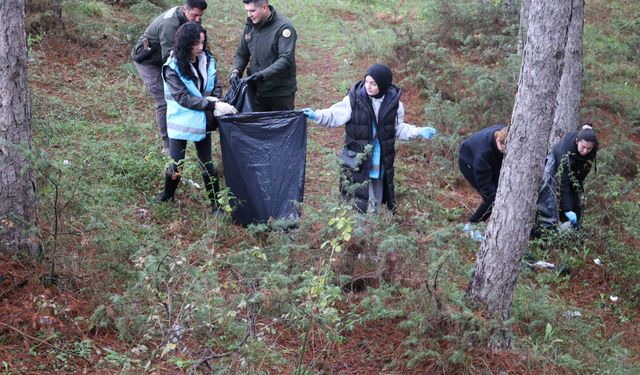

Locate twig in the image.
[0,321,92,365]
[294,316,313,375]
[426,261,445,310]
[432,260,444,293]
[247,280,258,339]
[155,253,174,321]
[347,268,385,291]
[187,348,231,375]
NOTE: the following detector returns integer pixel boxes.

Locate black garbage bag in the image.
[535,153,560,229]
[223,77,254,113]
[218,111,307,226]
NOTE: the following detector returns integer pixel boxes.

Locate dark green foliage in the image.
[390,0,520,131]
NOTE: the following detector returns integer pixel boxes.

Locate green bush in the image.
[391,0,519,130]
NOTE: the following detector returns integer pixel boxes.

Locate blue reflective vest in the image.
[163,52,217,141]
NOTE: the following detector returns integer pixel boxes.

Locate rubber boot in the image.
[157,173,180,202]
[202,173,223,215]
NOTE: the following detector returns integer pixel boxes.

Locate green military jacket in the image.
[131,6,188,67]
[233,6,297,97]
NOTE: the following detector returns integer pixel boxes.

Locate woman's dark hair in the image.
[174,22,210,82]
[576,124,598,153]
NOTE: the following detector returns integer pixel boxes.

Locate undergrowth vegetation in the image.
[3,0,639,373]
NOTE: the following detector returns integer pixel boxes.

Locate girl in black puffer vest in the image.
[303,64,436,213]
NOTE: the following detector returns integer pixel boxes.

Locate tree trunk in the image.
[0,0,39,256]
[467,0,574,349]
[549,0,585,148]
[517,0,531,55]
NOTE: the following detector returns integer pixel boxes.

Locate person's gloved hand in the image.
[229,70,240,85]
[214,101,238,116]
[243,72,263,82]
[302,108,317,121]
[419,127,436,140]
[564,211,577,225]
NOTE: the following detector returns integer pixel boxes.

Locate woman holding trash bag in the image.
[156,22,237,213]
[537,124,598,229]
[302,63,436,213]
[458,124,509,240]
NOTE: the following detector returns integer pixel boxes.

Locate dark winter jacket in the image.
[536,130,598,227]
[553,131,597,213]
[458,124,506,201]
[131,6,188,67]
[342,81,401,212]
[232,6,297,97]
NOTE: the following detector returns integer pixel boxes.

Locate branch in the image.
[187,348,231,375]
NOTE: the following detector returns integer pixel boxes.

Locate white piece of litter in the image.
[562,310,582,318]
[594,258,602,266]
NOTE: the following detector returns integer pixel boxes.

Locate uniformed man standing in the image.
[131,0,208,154]
[230,0,297,111]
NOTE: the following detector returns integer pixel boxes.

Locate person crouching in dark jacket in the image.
[458,125,508,239]
[537,124,598,229]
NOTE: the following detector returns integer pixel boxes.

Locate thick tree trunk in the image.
[549,0,585,148]
[0,0,39,256]
[467,0,574,349]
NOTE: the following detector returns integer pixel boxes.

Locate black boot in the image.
[202,172,223,215]
[157,173,181,202]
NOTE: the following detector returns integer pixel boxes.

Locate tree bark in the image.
[467,0,574,349]
[549,0,585,148]
[517,0,531,55]
[0,0,39,256]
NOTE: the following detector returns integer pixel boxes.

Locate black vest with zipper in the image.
[343,81,401,212]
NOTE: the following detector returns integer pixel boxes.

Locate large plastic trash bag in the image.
[223,77,254,113]
[536,153,560,228]
[217,111,306,226]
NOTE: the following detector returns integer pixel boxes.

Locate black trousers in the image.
[252,93,295,112]
[459,158,494,223]
[169,134,217,178]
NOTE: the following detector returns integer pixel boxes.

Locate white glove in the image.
[214,101,238,116]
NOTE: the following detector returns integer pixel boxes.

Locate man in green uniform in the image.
[131,0,208,154]
[230,0,297,111]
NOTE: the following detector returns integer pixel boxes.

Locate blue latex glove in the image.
[419,127,436,140]
[564,211,577,225]
[302,108,318,121]
[243,72,262,82]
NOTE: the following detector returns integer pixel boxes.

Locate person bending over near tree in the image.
[230,0,297,111]
[458,124,508,241]
[537,124,598,230]
[303,63,436,214]
[156,22,237,214]
[131,0,209,155]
